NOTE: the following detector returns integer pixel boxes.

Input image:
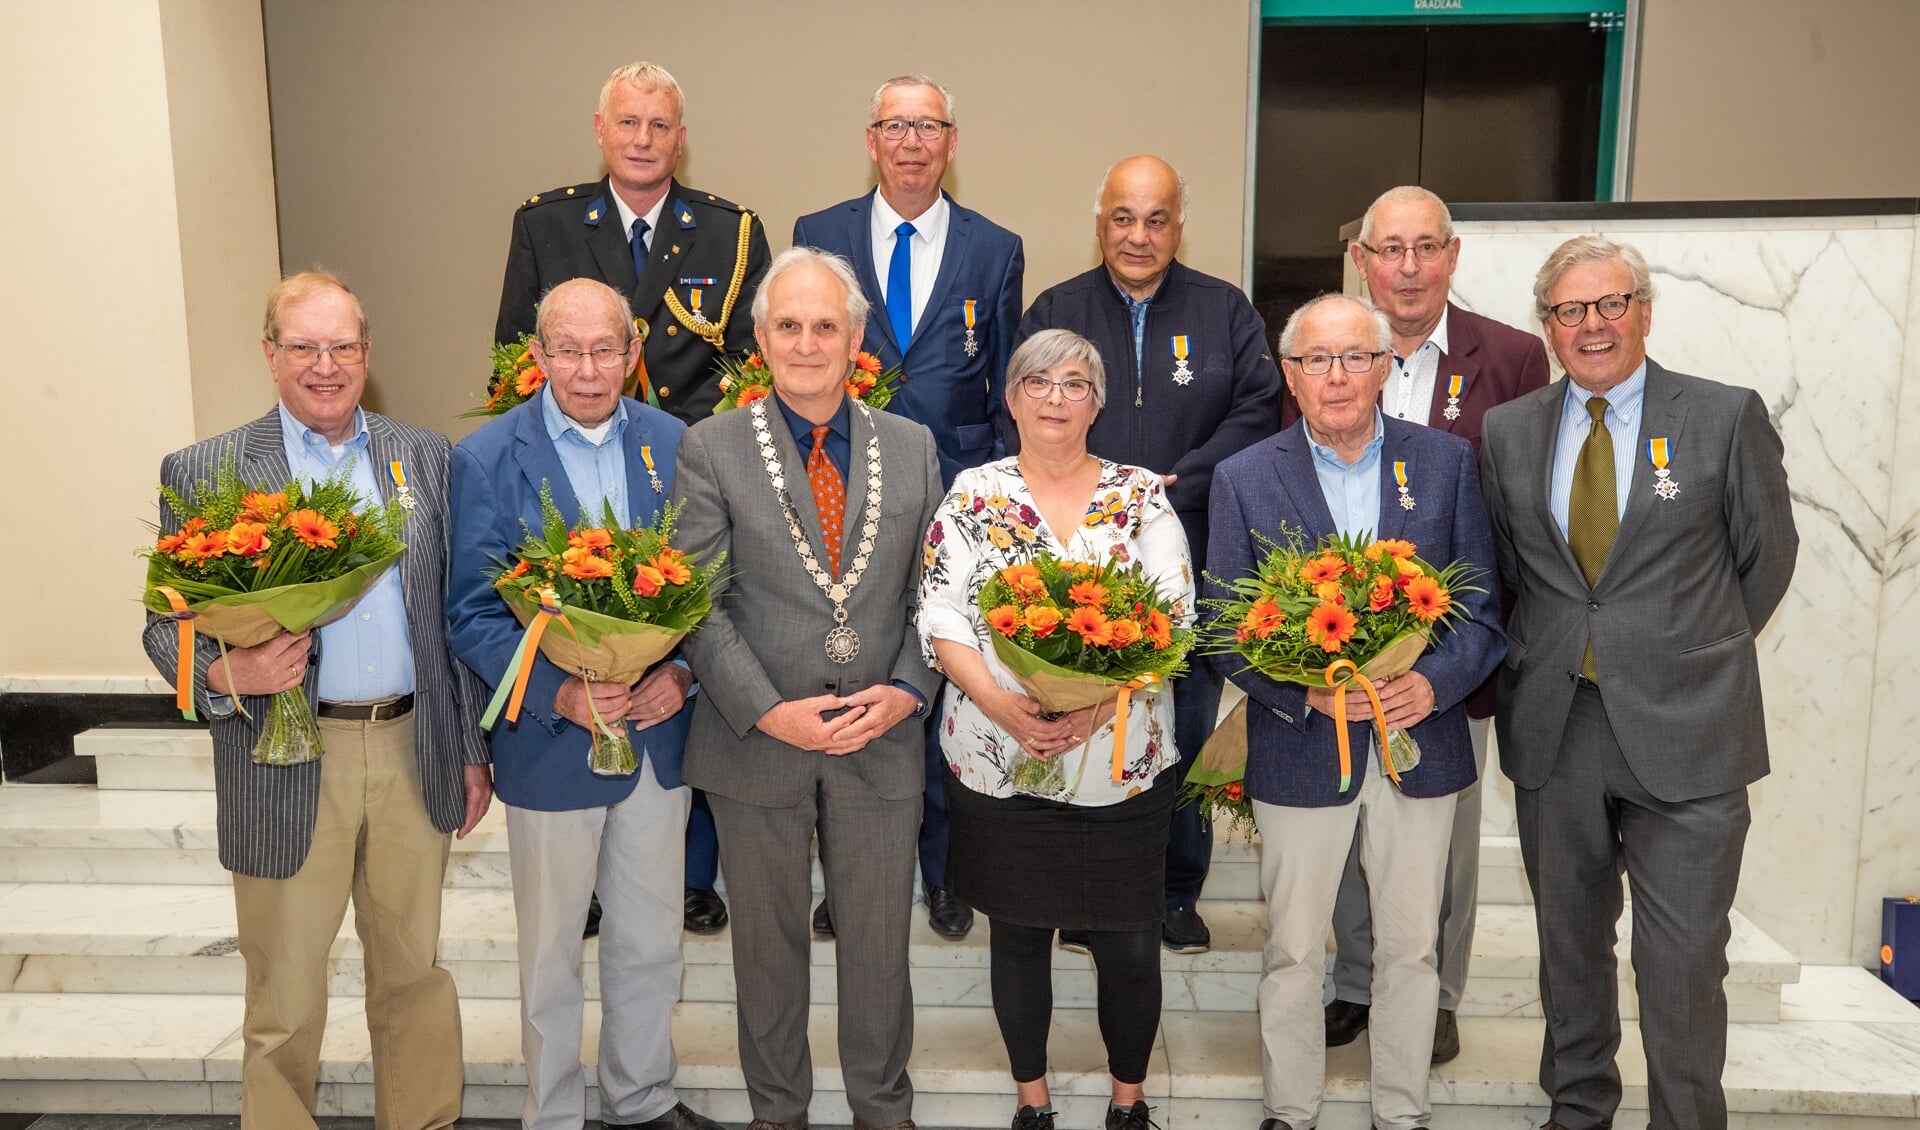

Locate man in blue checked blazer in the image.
[1206,294,1502,1130]
[448,279,720,1130]
[142,271,493,1130]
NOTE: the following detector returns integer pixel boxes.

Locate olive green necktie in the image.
[1567,396,1616,680]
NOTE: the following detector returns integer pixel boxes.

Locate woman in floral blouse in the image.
[917,328,1194,1130]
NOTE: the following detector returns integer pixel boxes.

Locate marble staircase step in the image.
[0,882,1797,1022]
[1,973,1916,1126]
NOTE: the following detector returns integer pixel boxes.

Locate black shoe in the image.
[1057,928,1091,955]
[1011,1107,1056,1130]
[1104,1100,1158,1130]
[683,887,727,935]
[812,898,834,939]
[584,893,602,939]
[926,885,975,939]
[1162,904,1210,954]
[605,1099,728,1128]
[1430,1006,1459,1064]
[1324,998,1370,1047]
[1257,1121,1296,1130]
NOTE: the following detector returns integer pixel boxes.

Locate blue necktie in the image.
[630,217,651,281]
[886,220,915,353]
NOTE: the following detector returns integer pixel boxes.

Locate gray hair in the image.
[599,61,685,121]
[1277,294,1391,358]
[1356,185,1455,246]
[535,278,636,345]
[1006,328,1108,410]
[868,74,955,123]
[1532,236,1657,322]
[751,246,872,330]
[1092,157,1190,223]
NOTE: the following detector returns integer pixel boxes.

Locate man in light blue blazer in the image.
[1207,295,1503,1130]
[448,279,720,1130]
[791,73,1024,941]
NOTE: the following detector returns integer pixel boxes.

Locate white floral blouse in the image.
[916,457,1195,806]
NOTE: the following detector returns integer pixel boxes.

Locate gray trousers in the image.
[709,755,921,1129]
[1331,716,1490,1010]
[1516,682,1749,1130]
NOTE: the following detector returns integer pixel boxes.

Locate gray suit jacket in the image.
[1479,361,1798,802]
[672,397,944,807]
[142,410,491,878]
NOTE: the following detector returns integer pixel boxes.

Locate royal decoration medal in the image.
[1171,335,1194,385]
[640,445,664,494]
[963,299,980,358]
[388,460,415,510]
[686,287,712,330]
[1443,373,1464,421]
[1394,460,1415,511]
[1648,437,1680,500]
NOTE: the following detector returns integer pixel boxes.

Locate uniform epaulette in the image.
[519,183,599,210]
[681,189,752,215]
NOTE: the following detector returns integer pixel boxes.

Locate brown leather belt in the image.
[316,693,414,722]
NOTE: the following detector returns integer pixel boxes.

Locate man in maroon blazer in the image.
[1303,185,1551,1065]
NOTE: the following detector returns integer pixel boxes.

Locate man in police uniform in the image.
[495,60,769,936]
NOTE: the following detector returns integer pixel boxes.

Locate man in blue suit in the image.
[448,279,720,1130]
[1207,295,1503,1130]
[791,74,1024,940]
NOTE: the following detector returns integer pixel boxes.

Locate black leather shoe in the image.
[683,887,727,934]
[1324,998,1370,1047]
[1258,1121,1296,1130]
[1012,1105,1057,1129]
[604,1099,727,1128]
[1104,1100,1157,1130]
[1431,1006,1459,1064]
[1057,928,1091,955]
[812,898,834,938]
[926,885,974,939]
[1162,904,1210,953]
[583,893,602,939]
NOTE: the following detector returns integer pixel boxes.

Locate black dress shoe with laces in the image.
[812,898,834,938]
[683,886,727,934]
[584,893,603,938]
[1105,1100,1158,1129]
[926,885,974,938]
[1324,997,1370,1046]
[603,1099,727,1128]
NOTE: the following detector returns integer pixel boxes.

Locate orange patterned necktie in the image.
[807,424,845,576]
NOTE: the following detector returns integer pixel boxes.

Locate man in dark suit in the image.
[1479,236,1797,1130]
[791,73,1024,940]
[1319,186,1551,1064]
[448,279,720,1130]
[143,271,493,1130]
[1210,293,1502,1130]
[673,248,944,1130]
[494,60,768,935]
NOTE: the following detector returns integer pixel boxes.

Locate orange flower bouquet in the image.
[1198,527,1482,795]
[479,487,721,776]
[976,554,1193,799]
[469,320,651,418]
[713,349,903,413]
[142,453,408,766]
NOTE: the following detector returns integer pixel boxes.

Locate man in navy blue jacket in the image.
[1016,155,1282,953]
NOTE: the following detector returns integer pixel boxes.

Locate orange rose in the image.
[1369,575,1396,612]
[1300,553,1346,584]
[1144,607,1173,649]
[568,528,614,553]
[1403,575,1452,623]
[1242,598,1285,640]
[1067,580,1108,608]
[846,373,876,398]
[284,509,339,550]
[1305,602,1358,652]
[651,552,692,587]
[225,520,271,557]
[1024,604,1063,638]
[1108,618,1144,647]
[561,546,614,581]
[1000,562,1047,599]
[1065,606,1113,646]
[631,563,665,596]
[986,604,1022,637]
[1314,581,1345,605]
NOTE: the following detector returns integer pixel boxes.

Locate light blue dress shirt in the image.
[1111,278,1154,403]
[1549,363,1646,539]
[540,385,631,527]
[1307,410,1386,540]
[278,403,415,703]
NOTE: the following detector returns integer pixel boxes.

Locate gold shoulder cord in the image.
[662,211,755,350]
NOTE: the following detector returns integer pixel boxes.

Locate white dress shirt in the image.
[869,189,950,334]
[1382,306,1450,425]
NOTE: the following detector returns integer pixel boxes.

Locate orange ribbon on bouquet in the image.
[481,586,589,730]
[1324,658,1395,793]
[1108,672,1163,782]
[155,586,199,721]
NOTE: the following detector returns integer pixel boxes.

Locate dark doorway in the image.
[1252,20,1611,334]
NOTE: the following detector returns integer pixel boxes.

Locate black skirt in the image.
[943,760,1179,932]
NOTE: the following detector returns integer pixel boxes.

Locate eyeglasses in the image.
[1547,292,1636,327]
[540,344,631,369]
[606,117,676,141]
[1284,351,1390,376]
[1018,374,1095,402]
[870,117,952,142]
[1357,240,1450,265]
[275,341,367,366]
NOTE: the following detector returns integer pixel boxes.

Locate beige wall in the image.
[261,0,1256,441]
[1631,0,1920,200]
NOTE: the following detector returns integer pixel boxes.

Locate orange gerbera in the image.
[176,529,229,565]
[239,491,288,523]
[1403,575,1452,622]
[854,351,883,375]
[1242,598,1286,640]
[1364,538,1417,562]
[514,365,546,398]
[1314,580,1345,605]
[650,552,691,586]
[986,604,1022,637]
[1065,606,1113,646]
[1067,580,1108,608]
[561,546,614,581]
[1144,607,1173,649]
[1305,602,1358,652]
[568,528,614,553]
[1108,618,1144,648]
[1024,604,1063,637]
[1369,574,1396,612]
[495,559,532,586]
[1300,553,1346,584]
[284,509,339,550]
[631,563,665,597]
[1000,562,1047,599]
[735,384,768,406]
[225,520,271,557]
[155,515,206,556]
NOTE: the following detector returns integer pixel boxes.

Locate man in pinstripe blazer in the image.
[142,271,493,1130]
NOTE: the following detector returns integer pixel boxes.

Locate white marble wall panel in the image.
[1446,214,1920,966]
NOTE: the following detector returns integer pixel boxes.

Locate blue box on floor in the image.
[1882,896,1920,999]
